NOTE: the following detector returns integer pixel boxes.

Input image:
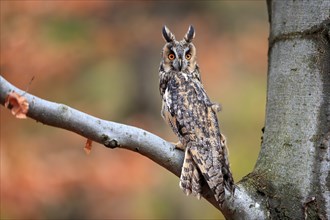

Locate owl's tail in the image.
[179,148,203,199]
[189,143,234,207]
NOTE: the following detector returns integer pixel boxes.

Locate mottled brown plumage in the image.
[159,25,234,206]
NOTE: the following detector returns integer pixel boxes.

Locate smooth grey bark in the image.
[241,0,330,219]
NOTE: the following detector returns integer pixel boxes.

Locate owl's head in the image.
[161,25,197,73]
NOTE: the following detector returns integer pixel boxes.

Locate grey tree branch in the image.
[0,75,265,219]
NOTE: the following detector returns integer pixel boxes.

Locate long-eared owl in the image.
[158,25,234,206]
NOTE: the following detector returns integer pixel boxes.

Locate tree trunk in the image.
[240,0,330,219]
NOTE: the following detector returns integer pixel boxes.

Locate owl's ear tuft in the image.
[162,25,175,42]
[184,25,195,43]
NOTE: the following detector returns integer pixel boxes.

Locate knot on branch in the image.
[101,134,119,148]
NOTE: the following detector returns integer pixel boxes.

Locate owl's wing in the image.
[162,107,180,136]
[162,89,184,139]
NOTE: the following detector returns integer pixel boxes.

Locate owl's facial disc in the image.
[168,44,194,72]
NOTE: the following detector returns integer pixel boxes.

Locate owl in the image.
[158,25,234,206]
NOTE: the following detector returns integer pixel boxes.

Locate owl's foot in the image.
[172,141,185,151]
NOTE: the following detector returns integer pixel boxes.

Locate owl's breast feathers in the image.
[162,71,221,146]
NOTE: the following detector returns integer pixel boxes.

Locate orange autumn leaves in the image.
[5,92,29,119]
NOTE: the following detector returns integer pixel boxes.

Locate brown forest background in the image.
[1,1,267,219]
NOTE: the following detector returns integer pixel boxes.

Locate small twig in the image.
[25,76,35,94]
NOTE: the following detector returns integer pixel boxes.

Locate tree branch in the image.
[0,75,265,219]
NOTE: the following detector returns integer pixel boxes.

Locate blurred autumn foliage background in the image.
[1,1,268,219]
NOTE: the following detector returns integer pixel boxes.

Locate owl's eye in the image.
[168,53,175,60]
[185,53,192,60]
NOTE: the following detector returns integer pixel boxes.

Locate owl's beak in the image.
[178,59,182,71]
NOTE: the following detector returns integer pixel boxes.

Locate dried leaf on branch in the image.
[84,139,93,155]
[5,92,29,119]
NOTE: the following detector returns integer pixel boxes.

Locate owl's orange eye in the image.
[168,53,175,60]
[185,53,192,60]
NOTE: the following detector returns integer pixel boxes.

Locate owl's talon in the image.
[172,141,185,150]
